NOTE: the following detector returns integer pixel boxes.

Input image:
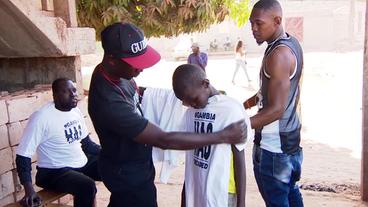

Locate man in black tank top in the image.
[243,0,304,206]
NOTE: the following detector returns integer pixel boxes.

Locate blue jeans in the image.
[253,145,304,207]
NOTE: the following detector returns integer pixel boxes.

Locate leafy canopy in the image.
[77,0,251,39]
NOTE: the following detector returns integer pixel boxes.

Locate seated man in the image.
[15,78,101,207]
[224,36,231,51]
[210,39,218,52]
[172,64,252,207]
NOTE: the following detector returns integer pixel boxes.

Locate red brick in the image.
[0,125,9,150]
[0,193,15,206]
[0,171,15,199]
[7,122,23,147]
[0,99,8,125]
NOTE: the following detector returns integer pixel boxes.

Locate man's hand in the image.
[20,183,42,207]
[221,120,247,144]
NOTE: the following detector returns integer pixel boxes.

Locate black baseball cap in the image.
[101,22,161,70]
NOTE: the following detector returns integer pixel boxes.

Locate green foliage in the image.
[76,0,251,39]
[225,0,251,27]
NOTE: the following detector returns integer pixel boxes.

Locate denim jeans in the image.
[253,145,304,207]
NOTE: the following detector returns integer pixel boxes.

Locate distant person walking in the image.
[187,43,208,71]
[232,40,251,84]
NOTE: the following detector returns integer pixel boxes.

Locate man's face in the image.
[120,61,143,79]
[112,58,143,79]
[249,8,277,45]
[191,46,199,54]
[54,80,78,111]
[180,83,209,109]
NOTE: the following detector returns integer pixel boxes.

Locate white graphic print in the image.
[64,120,83,143]
[193,112,215,170]
[131,39,147,53]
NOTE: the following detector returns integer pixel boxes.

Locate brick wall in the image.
[0,87,95,206]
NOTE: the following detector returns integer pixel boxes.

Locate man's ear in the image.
[52,93,58,103]
[274,16,282,26]
[202,79,210,88]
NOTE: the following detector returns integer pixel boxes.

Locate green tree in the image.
[77,0,251,39]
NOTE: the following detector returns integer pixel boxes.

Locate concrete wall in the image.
[0,0,95,58]
[148,0,365,59]
[0,56,83,95]
[0,1,96,205]
[0,88,96,206]
[0,0,94,93]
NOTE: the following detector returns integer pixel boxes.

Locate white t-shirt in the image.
[16,102,88,169]
[183,95,252,207]
[141,87,187,183]
[235,49,245,61]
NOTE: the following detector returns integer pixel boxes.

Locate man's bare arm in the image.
[250,46,295,129]
[232,145,246,207]
[134,120,247,150]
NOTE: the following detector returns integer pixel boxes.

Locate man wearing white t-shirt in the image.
[15,78,101,207]
[172,64,251,207]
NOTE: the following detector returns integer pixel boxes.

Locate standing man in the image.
[88,22,247,207]
[187,42,208,71]
[16,78,101,207]
[243,0,304,206]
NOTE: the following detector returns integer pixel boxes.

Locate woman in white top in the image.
[232,40,251,84]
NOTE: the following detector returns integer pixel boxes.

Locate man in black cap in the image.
[87,22,248,207]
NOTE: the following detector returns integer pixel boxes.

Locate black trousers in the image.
[98,156,157,207]
[35,154,101,207]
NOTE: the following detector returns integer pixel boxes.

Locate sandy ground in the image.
[81,50,367,207]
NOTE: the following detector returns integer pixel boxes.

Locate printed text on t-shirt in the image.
[64,120,83,144]
[193,113,216,170]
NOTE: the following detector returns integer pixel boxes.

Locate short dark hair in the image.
[52,78,70,94]
[253,0,282,11]
[172,64,206,100]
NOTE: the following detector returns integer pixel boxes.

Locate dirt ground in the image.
[93,139,366,207]
[81,50,367,207]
